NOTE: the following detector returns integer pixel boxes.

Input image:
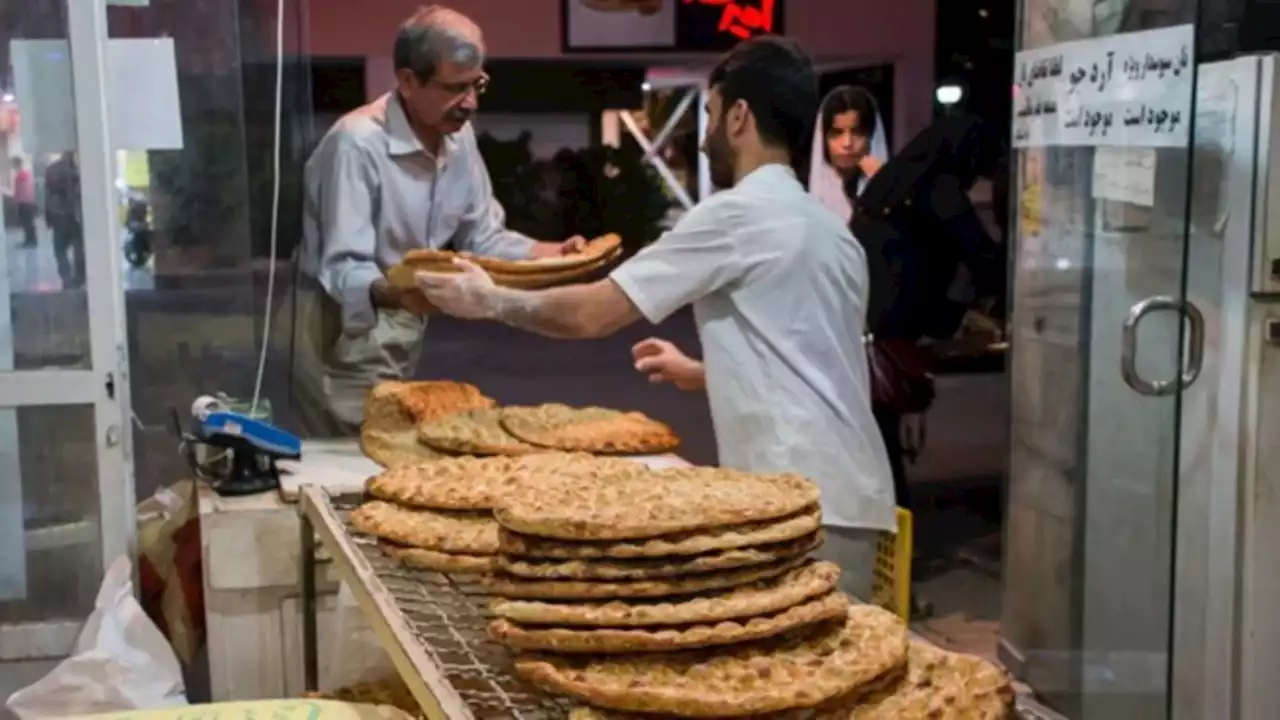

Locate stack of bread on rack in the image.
[359,380,681,469]
[348,379,1015,718]
[351,380,681,573]
[484,466,1014,718]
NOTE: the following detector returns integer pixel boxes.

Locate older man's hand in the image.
[414,259,498,320]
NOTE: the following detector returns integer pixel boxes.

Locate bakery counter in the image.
[199,439,387,701]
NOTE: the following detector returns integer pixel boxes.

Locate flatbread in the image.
[514,605,909,716]
[365,453,642,510]
[832,641,1014,720]
[400,234,620,274]
[360,428,446,468]
[304,676,421,717]
[499,506,823,559]
[348,500,498,554]
[496,531,824,581]
[416,408,542,455]
[490,592,849,654]
[494,466,820,540]
[388,235,623,289]
[379,541,497,574]
[482,555,808,600]
[499,404,680,454]
[566,705,823,720]
[361,380,494,432]
[474,234,622,274]
[490,561,841,627]
[488,247,623,289]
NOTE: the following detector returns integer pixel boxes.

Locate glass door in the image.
[1000,0,1205,717]
[0,0,131,683]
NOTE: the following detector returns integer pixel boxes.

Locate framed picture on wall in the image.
[564,0,678,51]
[562,0,785,53]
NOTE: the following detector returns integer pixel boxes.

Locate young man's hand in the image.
[414,259,499,320]
[529,235,588,259]
[631,338,705,391]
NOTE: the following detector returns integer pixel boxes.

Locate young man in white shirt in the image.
[414,36,895,598]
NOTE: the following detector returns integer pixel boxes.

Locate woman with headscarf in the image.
[808,85,890,222]
[850,112,1007,511]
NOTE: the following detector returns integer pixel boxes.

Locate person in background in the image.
[44,152,83,289]
[413,36,895,600]
[808,85,889,223]
[294,4,585,436]
[808,85,914,514]
[849,112,1006,511]
[11,158,37,248]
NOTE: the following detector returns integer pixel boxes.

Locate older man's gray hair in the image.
[394,5,485,82]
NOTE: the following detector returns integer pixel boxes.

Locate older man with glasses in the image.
[294,4,585,436]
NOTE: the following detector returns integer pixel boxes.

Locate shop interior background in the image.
[0,0,1013,706]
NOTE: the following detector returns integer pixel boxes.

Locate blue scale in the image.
[188,397,302,496]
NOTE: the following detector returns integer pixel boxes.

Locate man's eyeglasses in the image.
[432,74,489,97]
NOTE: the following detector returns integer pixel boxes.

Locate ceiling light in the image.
[935,85,963,105]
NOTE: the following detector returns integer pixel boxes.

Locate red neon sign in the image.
[683,0,777,41]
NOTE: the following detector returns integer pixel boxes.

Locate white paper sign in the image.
[1092,147,1157,206]
[12,38,183,155]
[1012,24,1195,148]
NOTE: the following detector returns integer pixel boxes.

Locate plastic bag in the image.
[6,555,188,719]
[322,582,397,691]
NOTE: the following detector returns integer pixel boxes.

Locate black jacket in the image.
[850,114,1005,341]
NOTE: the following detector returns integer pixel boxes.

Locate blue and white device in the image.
[190,395,301,495]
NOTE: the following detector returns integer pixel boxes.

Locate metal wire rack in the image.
[297,485,575,720]
[297,484,1061,720]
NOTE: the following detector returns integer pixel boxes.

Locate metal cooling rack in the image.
[297,484,1054,720]
[297,485,574,720]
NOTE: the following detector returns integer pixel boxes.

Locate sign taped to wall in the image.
[1012,24,1195,148]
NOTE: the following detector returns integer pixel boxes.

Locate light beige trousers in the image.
[813,525,880,600]
[288,285,425,437]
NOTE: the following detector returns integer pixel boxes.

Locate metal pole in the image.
[647,88,697,159]
[696,84,712,200]
[619,110,695,210]
[300,504,319,691]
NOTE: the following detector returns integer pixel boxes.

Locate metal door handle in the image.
[1121,295,1205,396]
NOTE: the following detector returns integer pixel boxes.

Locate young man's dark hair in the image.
[707,36,820,163]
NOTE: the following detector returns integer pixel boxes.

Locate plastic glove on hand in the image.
[414,259,498,320]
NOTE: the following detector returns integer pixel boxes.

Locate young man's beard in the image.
[706,123,736,190]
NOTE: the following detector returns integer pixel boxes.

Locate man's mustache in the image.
[445,108,473,123]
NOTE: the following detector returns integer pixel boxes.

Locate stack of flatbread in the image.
[360,380,495,467]
[482,464,1014,718]
[386,233,623,292]
[350,453,644,573]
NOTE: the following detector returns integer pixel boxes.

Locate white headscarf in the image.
[808,87,889,223]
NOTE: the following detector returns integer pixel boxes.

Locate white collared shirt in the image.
[300,92,535,335]
[610,164,896,531]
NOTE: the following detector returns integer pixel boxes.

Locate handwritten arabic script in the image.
[683,0,777,40]
[1012,24,1194,148]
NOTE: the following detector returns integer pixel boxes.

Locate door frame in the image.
[0,0,133,662]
